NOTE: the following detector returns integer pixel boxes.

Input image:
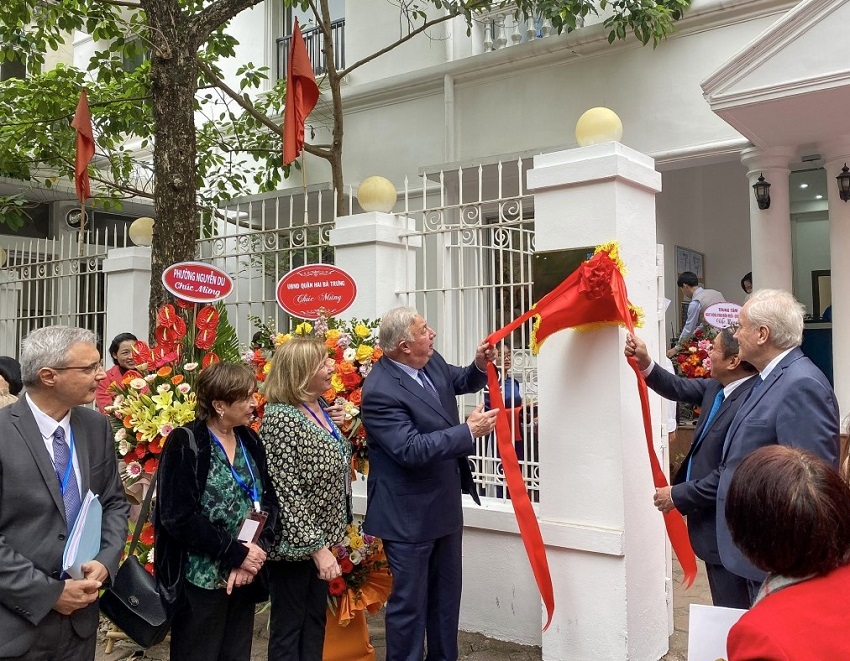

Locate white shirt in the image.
[758,347,794,382]
[25,392,82,498]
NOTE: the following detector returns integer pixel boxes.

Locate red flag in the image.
[71,89,95,203]
[283,19,320,166]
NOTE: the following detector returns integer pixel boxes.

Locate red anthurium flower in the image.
[195,328,217,350]
[175,298,194,310]
[155,326,180,346]
[196,306,219,330]
[157,304,177,328]
[202,352,220,368]
[132,341,153,367]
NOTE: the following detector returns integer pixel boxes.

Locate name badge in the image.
[237,510,268,544]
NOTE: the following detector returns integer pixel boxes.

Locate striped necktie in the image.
[418,370,440,402]
[53,426,82,533]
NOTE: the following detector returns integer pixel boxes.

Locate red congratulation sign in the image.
[161,261,234,303]
[704,302,742,330]
[276,265,357,318]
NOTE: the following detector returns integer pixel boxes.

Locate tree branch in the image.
[340,11,458,78]
[191,0,266,46]
[92,0,143,9]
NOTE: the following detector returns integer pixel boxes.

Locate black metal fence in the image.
[277,19,345,80]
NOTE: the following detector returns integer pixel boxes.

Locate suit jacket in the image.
[727,563,850,660]
[361,352,486,543]
[645,366,754,563]
[717,347,840,581]
[0,398,129,657]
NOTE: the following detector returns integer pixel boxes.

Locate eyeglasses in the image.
[50,361,104,375]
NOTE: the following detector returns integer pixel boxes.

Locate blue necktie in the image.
[747,375,763,400]
[53,427,82,533]
[418,370,441,402]
[686,390,725,481]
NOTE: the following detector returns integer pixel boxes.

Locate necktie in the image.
[685,390,725,481]
[418,370,441,402]
[747,375,763,400]
[53,427,82,533]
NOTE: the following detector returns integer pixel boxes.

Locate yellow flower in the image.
[326,329,341,341]
[274,333,291,347]
[354,344,373,363]
[354,324,371,339]
[263,361,272,375]
[295,322,313,335]
[349,535,365,550]
[331,374,345,393]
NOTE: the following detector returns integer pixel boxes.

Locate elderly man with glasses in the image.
[0,326,129,660]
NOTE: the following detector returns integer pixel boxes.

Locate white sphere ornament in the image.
[357,176,397,213]
[129,216,155,247]
[575,107,623,146]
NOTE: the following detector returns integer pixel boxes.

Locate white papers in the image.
[687,603,747,661]
[62,490,102,580]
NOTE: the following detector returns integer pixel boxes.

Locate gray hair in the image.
[20,326,98,386]
[744,289,805,350]
[379,306,419,354]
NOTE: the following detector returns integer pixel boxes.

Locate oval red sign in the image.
[161,261,234,303]
[704,302,742,329]
[276,265,357,318]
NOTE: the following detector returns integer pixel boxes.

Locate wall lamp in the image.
[837,164,850,202]
[752,173,771,210]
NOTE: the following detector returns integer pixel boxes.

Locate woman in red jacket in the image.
[725,445,850,660]
[95,332,137,413]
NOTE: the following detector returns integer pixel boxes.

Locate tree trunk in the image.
[143,0,199,333]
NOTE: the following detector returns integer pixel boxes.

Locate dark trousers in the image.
[1,611,96,661]
[267,559,328,661]
[704,562,751,609]
[383,528,463,661]
[170,581,256,661]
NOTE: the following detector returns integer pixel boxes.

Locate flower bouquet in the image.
[247,311,382,475]
[671,324,718,423]
[105,301,241,496]
[327,521,392,626]
[122,519,155,575]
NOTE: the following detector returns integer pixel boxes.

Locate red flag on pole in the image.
[71,89,95,203]
[283,19,320,166]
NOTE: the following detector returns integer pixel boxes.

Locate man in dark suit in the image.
[361,307,498,661]
[0,326,129,659]
[720,289,840,602]
[625,328,756,608]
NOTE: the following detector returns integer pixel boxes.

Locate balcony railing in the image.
[277,18,345,80]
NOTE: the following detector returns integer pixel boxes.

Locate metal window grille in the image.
[397,159,540,502]
[277,18,346,80]
[0,231,118,358]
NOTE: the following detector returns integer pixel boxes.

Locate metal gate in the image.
[397,159,540,502]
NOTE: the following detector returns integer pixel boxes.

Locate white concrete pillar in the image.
[102,247,151,348]
[329,211,421,509]
[329,212,420,319]
[0,270,22,356]
[741,146,795,291]
[526,142,667,660]
[821,137,850,421]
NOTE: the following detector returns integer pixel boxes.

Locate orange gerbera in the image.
[171,374,184,385]
[157,366,173,378]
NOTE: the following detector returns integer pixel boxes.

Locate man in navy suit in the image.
[625,328,756,608]
[361,307,498,661]
[721,289,840,602]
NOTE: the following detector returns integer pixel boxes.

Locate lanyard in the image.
[57,427,75,495]
[209,430,260,512]
[301,403,343,445]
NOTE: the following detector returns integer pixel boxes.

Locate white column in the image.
[329,212,421,509]
[329,212,420,320]
[821,138,850,421]
[740,146,795,291]
[0,270,22,356]
[526,142,667,660]
[102,247,152,347]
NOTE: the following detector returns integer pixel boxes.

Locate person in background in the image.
[667,271,725,358]
[361,306,498,661]
[740,272,753,295]
[726,445,850,660]
[260,337,351,661]
[155,362,277,661]
[625,329,756,608]
[95,332,137,413]
[0,326,128,659]
[0,355,22,408]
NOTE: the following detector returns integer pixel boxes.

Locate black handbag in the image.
[99,471,170,648]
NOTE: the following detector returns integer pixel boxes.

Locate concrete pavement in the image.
[95,559,710,660]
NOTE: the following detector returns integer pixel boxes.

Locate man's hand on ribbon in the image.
[624,332,652,371]
[474,340,497,371]
[466,402,499,438]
